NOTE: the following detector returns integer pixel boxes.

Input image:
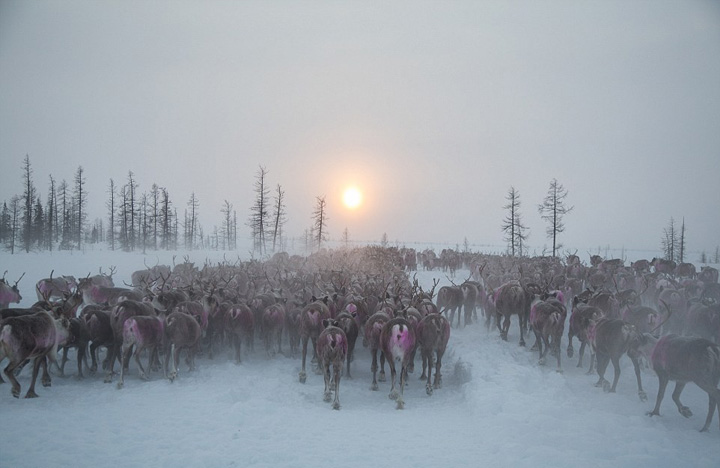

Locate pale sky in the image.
[1,1,719,257]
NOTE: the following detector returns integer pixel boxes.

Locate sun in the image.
[342,187,363,209]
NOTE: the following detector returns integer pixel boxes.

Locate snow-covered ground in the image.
[1,250,719,468]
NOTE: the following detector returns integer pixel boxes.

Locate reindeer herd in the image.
[0,248,719,429]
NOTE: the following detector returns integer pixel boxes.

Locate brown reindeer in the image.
[647,334,720,432]
[335,310,359,378]
[225,302,254,364]
[364,311,391,390]
[117,315,165,388]
[316,319,348,410]
[567,299,603,371]
[0,273,24,309]
[0,310,70,398]
[380,315,416,409]
[530,297,567,372]
[590,318,657,401]
[298,298,331,383]
[416,312,450,395]
[164,310,202,382]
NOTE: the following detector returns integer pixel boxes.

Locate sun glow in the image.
[342,187,363,209]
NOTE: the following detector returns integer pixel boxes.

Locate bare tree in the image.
[125,171,138,250]
[502,186,529,257]
[271,184,287,253]
[160,187,173,250]
[312,195,328,251]
[107,178,116,251]
[46,175,56,251]
[679,217,686,263]
[0,202,9,245]
[248,166,270,255]
[150,183,159,250]
[8,196,20,254]
[537,179,573,258]
[21,155,36,252]
[220,200,234,250]
[73,166,87,250]
[186,192,199,250]
[662,217,678,262]
[342,227,350,248]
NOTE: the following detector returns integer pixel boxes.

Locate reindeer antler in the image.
[14,272,25,288]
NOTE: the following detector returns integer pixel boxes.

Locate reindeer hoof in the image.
[116,382,124,390]
[555,368,563,374]
[519,340,526,347]
[299,372,307,384]
[647,410,659,417]
[396,399,405,410]
[42,379,51,388]
[638,391,647,402]
[389,390,398,401]
[371,382,378,391]
[679,406,693,418]
[332,402,341,410]
[12,389,20,398]
[379,373,386,382]
[602,382,611,393]
[538,358,546,366]
[426,385,433,396]
[323,392,332,402]
[567,348,574,358]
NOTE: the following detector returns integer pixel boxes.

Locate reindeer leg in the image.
[595,353,610,389]
[648,374,669,417]
[370,348,379,391]
[40,356,52,388]
[4,361,22,398]
[700,391,717,432]
[671,382,692,418]
[89,342,99,375]
[396,362,406,410]
[299,336,308,383]
[518,314,526,347]
[630,355,646,401]
[567,334,575,359]
[388,361,399,402]
[435,349,444,389]
[59,346,69,377]
[420,352,428,380]
[332,359,341,410]
[607,356,622,393]
[426,350,433,396]
[379,351,387,382]
[323,361,332,402]
[577,341,586,368]
[117,343,132,389]
[25,356,44,398]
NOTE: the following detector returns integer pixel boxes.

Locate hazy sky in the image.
[1,1,719,257]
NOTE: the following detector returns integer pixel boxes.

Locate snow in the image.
[1,249,719,468]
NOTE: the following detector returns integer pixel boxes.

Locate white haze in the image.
[1,248,719,468]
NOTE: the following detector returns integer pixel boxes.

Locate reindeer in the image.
[436,284,463,328]
[683,301,720,343]
[647,334,720,432]
[225,302,254,364]
[335,309,359,378]
[0,272,24,309]
[58,316,91,379]
[164,310,202,382]
[81,305,114,375]
[494,280,534,346]
[35,271,76,302]
[298,298,331,383]
[105,300,157,383]
[364,311,391,390]
[380,315,416,409]
[590,318,657,401]
[117,315,165,388]
[530,297,567,372]
[262,303,285,357]
[316,319,348,410]
[0,310,70,398]
[416,312,450,395]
